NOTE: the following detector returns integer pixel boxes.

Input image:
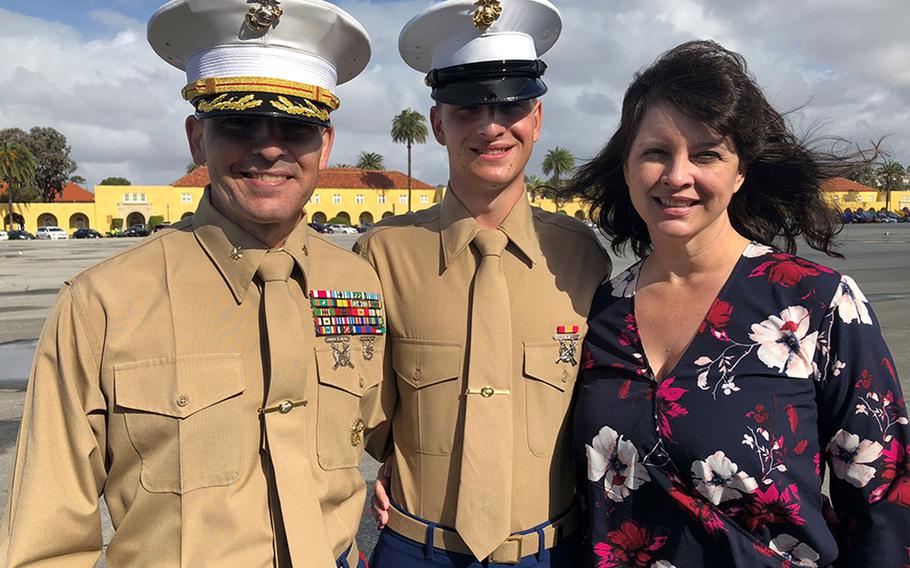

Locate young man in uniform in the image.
[2,1,384,566]
[358,1,612,565]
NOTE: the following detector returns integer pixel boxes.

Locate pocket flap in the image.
[115,353,245,419]
[523,342,573,392]
[392,339,463,389]
[315,346,370,396]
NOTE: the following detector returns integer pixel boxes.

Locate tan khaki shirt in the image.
[2,192,385,567]
[357,191,611,533]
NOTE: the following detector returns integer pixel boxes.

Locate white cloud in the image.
[0,0,907,189]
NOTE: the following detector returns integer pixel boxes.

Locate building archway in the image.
[335,211,351,224]
[381,211,394,219]
[4,213,24,230]
[358,212,374,225]
[69,213,90,230]
[181,212,194,220]
[37,213,59,227]
[311,211,328,224]
[574,210,585,221]
[126,212,146,227]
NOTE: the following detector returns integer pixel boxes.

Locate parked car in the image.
[8,230,35,240]
[0,230,7,240]
[308,222,333,234]
[36,226,68,240]
[124,224,151,237]
[355,223,373,233]
[72,228,103,239]
[327,223,357,234]
[151,222,172,233]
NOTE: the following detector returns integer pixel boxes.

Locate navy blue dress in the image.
[573,243,910,567]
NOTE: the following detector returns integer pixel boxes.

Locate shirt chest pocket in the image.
[114,354,245,494]
[314,341,381,470]
[524,342,577,457]
[393,339,464,456]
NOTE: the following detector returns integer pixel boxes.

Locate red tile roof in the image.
[172,166,434,190]
[820,177,877,193]
[54,182,94,202]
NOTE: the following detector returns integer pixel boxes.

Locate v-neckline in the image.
[629,241,756,382]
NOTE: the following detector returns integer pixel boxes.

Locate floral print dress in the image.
[573,243,910,568]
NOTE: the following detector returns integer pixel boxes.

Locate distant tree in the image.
[846,164,877,188]
[541,146,575,210]
[186,162,201,174]
[332,163,353,169]
[99,177,131,186]
[876,160,905,210]
[525,174,546,201]
[0,141,37,230]
[148,215,165,228]
[69,174,86,185]
[391,109,428,212]
[0,127,77,202]
[356,151,384,170]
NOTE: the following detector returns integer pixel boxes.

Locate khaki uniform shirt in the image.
[357,191,611,532]
[2,192,385,567]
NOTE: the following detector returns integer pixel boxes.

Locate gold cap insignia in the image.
[472,0,502,30]
[246,0,283,32]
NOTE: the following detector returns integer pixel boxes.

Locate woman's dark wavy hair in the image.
[565,40,861,259]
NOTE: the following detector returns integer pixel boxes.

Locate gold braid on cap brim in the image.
[182,76,340,110]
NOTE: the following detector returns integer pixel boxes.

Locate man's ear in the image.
[531,100,542,143]
[185,116,206,165]
[319,126,335,169]
[430,104,447,146]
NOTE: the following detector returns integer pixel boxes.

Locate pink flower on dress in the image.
[742,483,805,531]
[587,425,651,502]
[749,306,818,378]
[698,299,733,341]
[593,520,667,568]
[655,377,688,440]
[827,429,883,488]
[749,253,831,288]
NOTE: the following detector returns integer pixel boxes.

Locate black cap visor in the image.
[192,91,332,127]
[427,60,548,105]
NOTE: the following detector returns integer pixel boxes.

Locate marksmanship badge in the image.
[360,336,376,361]
[246,0,283,32]
[554,324,580,366]
[326,336,354,370]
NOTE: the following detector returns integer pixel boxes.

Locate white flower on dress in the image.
[830,275,872,325]
[651,561,678,568]
[611,265,639,298]
[749,306,818,378]
[769,534,820,567]
[827,429,883,488]
[743,243,774,258]
[586,425,651,502]
[691,451,759,505]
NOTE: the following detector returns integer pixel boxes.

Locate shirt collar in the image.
[193,188,311,304]
[439,189,542,270]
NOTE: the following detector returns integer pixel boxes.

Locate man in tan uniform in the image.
[358,1,611,566]
[2,1,382,566]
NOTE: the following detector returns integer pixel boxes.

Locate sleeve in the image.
[814,275,910,568]
[1,283,107,567]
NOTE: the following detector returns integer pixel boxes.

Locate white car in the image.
[36,226,69,240]
[0,230,8,241]
[327,224,357,234]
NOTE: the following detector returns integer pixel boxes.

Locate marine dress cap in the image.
[399,0,561,105]
[148,0,371,126]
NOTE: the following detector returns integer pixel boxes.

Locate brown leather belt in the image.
[385,507,579,564]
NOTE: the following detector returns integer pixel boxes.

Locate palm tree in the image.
[0,141,37,231]
[525,174,545,201]
[541,146,575,210]
[331,162,353,169]
[356,151,384,171]
[391,109,428,212]
[877,160,905,211]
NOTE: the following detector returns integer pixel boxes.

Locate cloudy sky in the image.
[0,0,907,188]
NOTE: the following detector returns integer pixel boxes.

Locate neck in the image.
[646,220,749,282]
[447,176,526,229]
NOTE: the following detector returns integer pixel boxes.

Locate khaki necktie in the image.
[257,250,336,568]
[455,229,513,560]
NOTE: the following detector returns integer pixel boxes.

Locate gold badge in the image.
[360,336,375,361]
[230,245,244,261]
[246,0,283,32]
[350,417,365,447]
[472,0,502,30]
[326,336,355,370]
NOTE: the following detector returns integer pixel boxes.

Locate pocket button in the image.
[176,395,189,407]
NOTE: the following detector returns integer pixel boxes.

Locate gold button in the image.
[480,386,494,398]
[302,244,309,256]
[413,368,422,382]
[279,400,293,414]
[176,395,189,407]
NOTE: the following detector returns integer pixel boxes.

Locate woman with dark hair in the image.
[569,40,909,567]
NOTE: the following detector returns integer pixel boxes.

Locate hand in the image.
[371,459,392,529]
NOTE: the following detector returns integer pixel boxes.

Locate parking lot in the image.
[1,224,909,564]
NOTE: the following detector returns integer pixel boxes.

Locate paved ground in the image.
[0,224,908,565]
